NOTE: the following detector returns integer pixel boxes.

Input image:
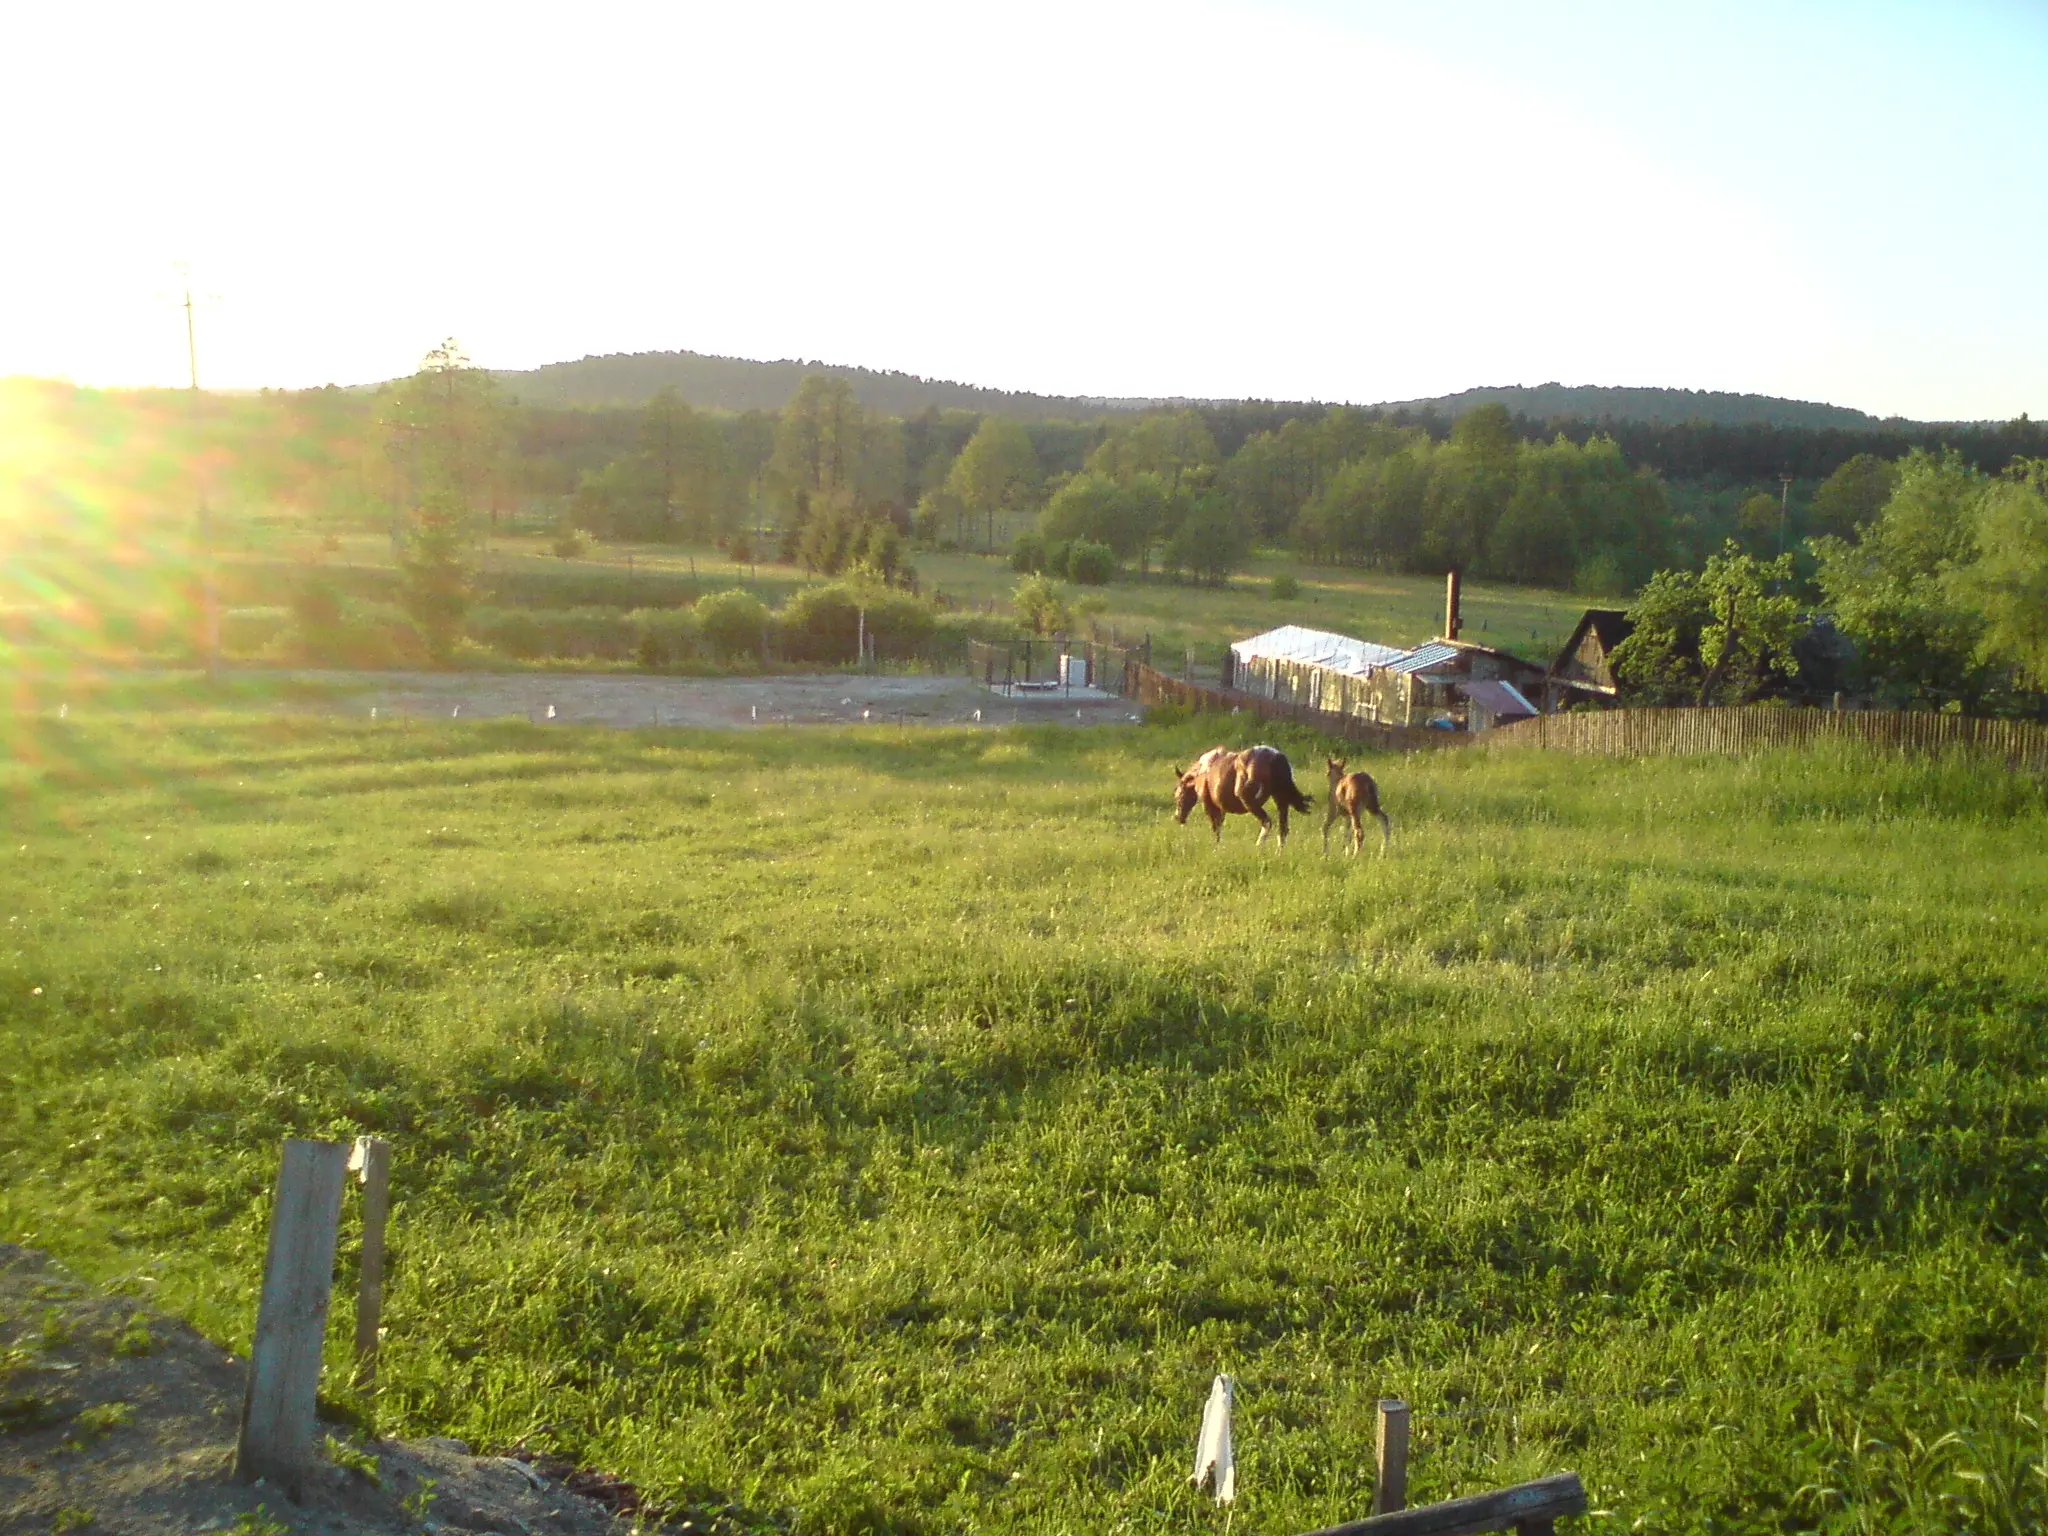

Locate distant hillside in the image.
[486,351,1949,432]
[1377,383,1900,431]
[492,350,1166,421]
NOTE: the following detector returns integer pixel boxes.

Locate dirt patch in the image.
[0,1246,714,1536]
[280,671,1135,731]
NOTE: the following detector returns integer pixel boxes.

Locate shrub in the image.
[1067,541,1116,586]
[551,527,588,560]
[222,607,289,657]
[696,589,769,659]
[630,608,699,669]
[1269,573,1301,600]
[1012,574,1070,635]
[778,584,864,663]
[861,588,938,660]
[1010,532,1048,574]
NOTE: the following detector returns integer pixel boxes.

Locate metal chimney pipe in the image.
[1445,569,1462,641]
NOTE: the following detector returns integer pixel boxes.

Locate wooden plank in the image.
[1297,1471,1586,1536]
[351,1136,393,1393]
[236,1137,350,1495]
[1373,1399,1410,1514]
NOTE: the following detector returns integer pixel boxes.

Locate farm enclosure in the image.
[0,708,2043,1534]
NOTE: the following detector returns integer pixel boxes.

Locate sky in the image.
[3,0,2043,419]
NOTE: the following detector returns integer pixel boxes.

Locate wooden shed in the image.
[1545,608,1634,711]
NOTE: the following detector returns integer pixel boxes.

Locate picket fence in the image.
[1129,661,2048,771]
[1487,704,2048,769]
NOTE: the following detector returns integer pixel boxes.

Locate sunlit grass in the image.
[0,707,2042,1533]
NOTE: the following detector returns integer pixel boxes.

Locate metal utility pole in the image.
[1779,474,1793,558]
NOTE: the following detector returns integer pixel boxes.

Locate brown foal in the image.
[1322,756,1391,856]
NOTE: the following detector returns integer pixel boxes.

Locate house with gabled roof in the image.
[1544,608,1635,711]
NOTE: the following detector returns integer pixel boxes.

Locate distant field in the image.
[231,534,1590,674]
[1,702,2042,1534]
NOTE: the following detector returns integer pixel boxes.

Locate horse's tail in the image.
[1276,758,1314,813]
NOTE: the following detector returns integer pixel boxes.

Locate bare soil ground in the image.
[285,672,1134,730]
[0,1247,674,1536]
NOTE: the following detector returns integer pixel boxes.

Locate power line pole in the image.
[1779,473,1793,559]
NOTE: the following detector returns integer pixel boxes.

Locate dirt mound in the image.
[0,1245,651,1536]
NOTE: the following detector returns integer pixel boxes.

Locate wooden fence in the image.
[1487,704,2048,769]
[1127,664,1458,753]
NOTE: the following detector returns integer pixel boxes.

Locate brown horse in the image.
[1174,745,1314,847]
[1323,756,1391,856]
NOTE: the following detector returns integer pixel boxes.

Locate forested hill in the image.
[492,350,1166,421]
[1377,383,1894,431]
[489,350,1944,432]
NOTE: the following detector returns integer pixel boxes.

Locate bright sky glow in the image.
[4,0,2043,418]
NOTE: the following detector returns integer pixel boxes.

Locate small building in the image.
[1545,608,1635,711]
[1227,623,1545,731]
[1458,678,1539,732]
[1388,639,1549,729]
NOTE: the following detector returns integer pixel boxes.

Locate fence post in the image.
[1374,1398,1410,1515]
[351,1136,393,1395]
[236,1138,351,1495]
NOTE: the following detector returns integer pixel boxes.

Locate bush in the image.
[1067,541,1116,586]
[696,589,769,659]
[1269,573,1301,600]
[552,527,588,560]
[779,584,863,663]
[1011,531,1048,574]
[1012,574,1071,635]
[222,607,289,657]
[777,583,939,663]
[630,607,699,669]
[291,600,425,668]
[861,588,937,660]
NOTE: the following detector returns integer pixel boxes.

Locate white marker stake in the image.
[751,705,758,721]
[1190,1374,1236,1505]
[546,704,556,720]
[451,705,460,718]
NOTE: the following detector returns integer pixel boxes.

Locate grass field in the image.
[218,534,1591,672]
[1,704,2044,1534]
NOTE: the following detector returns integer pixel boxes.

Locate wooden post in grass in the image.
[236,1138,350,1494]
[350,1136,393,1395]
[1373,1399,1410,1515]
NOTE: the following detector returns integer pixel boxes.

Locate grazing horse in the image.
[1174,745,1314,847]
[1323,756,1391,856]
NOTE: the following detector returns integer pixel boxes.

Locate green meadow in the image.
[1,703,2043,1534]
[204,534,1589,672]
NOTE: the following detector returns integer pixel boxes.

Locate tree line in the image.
[13,350,2044,619]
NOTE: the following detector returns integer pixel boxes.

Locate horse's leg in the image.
[1377,811,1391,856]
[1276,800,1289,848]
[1323,798,1339,853]
[1347,810,1363,855]
[1208,802,1226,846]
[1249,804,1273,846]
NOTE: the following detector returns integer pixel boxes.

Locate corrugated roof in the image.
[1458,679,1537,720]
[1229,625,1411,677]
[1388,641,1461,674]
